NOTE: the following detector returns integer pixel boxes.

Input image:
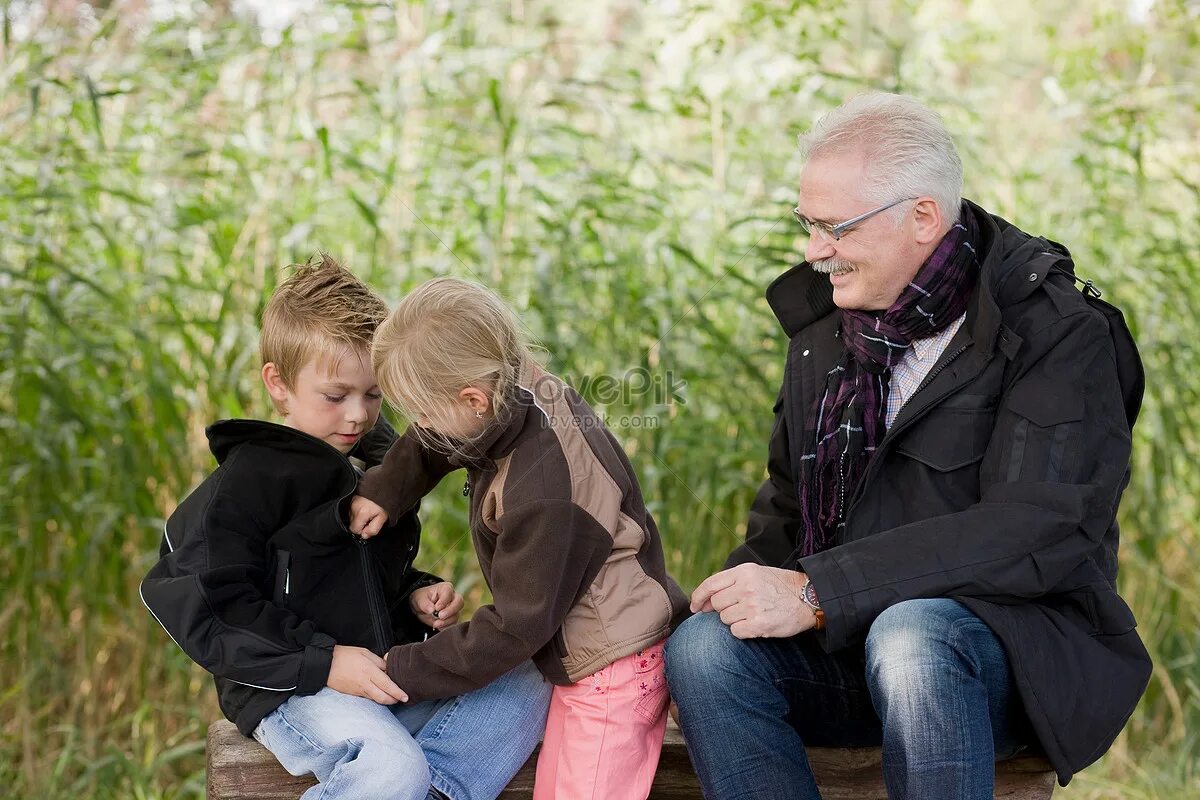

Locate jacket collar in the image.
[446,360,546,467]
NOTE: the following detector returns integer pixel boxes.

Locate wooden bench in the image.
[207,718,1057,798]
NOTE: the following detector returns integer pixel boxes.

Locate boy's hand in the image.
[410,582,464,630]
[327,645,408,704]
[350,496,389,538]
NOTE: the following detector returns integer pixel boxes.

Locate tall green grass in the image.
[2,1,1197,797]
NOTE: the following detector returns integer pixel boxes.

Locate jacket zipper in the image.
[895,343,971,422]
[274,550,291,607]
[356,538,391,653]
[332,456,393,654]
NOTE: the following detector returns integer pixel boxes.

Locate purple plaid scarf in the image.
[797,204,980,556]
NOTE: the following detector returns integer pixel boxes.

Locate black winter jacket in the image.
[141,417,439,735]
[728,200,1151,785]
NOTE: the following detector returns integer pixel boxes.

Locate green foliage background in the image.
[2,0,1197,796]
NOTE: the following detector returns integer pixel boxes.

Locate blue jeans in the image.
[253,661,551,800]
[665,599,1030,800]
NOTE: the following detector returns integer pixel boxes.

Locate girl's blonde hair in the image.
[372,277,538,446]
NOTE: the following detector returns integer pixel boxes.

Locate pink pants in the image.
[533,640,670,800]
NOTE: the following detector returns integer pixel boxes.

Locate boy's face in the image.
[264,347,382,455]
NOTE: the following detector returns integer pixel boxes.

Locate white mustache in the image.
[811,258,855,275]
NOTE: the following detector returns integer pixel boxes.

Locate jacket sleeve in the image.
[800,310,1134,651]
[384,499,613,701]
[140,456,336,694]
[358,426,457,522]
[727,389,805,570]
[390,567,444,642]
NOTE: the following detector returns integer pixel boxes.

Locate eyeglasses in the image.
[792,196,918,241]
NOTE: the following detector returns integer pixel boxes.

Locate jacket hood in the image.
[206,418,386,465]
[765,199,1076,337]
[986,205,1078,309]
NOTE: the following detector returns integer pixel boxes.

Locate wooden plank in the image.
[497,722,700,799]
[206,719,702,800]
[207,718,1056,800]
[206,721,314,800]
[804,745,1057,800]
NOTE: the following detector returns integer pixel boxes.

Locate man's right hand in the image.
[349,496,389,538]
[327,645,408,704]
[690,563,816,640]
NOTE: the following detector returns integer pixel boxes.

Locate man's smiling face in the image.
[797,151,929,312]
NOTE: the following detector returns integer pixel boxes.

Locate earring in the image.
[475,411,484,419]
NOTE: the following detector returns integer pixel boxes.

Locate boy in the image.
[141,255,550,800]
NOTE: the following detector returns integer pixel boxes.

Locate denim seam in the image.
[419,695,464,743]
[586,681,616,792]
[272,705,328,755]
[947,614,987,680]
[270,706,369,800]
[427,765,457,800]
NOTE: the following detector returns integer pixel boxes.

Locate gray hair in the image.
[798,92,963,226]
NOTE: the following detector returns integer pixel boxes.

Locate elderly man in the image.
[665,93,1150,800]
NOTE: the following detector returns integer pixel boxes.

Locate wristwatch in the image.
[800,576,826,631]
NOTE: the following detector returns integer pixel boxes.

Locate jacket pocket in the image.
[550,629,570,660]
[1007,381,1083,427]
[895,409,992,472]
[272,550,291,608]
[1003,380,1085,483]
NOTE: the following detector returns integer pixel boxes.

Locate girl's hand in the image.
[410,582,464,629]
[350,495,389,538]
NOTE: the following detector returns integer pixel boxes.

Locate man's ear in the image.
[261,363,291,414]
[912,197,945,246]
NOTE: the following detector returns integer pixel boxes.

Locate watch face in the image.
[802,579,820,609]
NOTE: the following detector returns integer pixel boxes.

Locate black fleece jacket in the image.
[141,417,440,735]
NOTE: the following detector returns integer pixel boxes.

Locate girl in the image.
[350,277,688,800]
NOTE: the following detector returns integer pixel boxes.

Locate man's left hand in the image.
[690,564,817,639]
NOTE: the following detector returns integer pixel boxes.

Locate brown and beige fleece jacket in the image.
[358,361,690,701]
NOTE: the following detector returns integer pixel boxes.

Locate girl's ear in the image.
[459,386,492,416]
[261,363,292,415]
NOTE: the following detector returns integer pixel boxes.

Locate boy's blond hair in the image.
[260,253,388,411]
[372,278,537,445]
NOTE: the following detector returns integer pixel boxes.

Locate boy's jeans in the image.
[253,660,551,800]
[665,599,1030,800]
